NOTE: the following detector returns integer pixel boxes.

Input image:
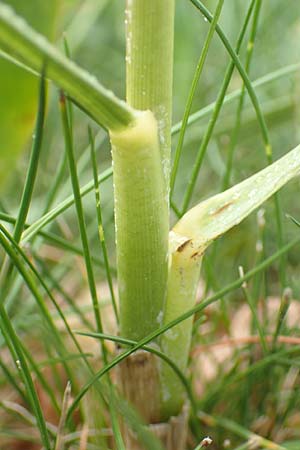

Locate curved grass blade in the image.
[89,127,118,323]
[170,0,225,193]
[21,166,112,243]
[222,0,262,190]
[60,93,124,450]
[0,70,46,295]
[171,0,255,197]
[188,0,271,155]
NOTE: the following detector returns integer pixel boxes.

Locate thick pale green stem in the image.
[112,0,174,342]
[110,111,169,341]
[126,0,174,196]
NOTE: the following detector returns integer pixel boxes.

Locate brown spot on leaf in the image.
[191,250,203,260]
[177,239,192,252]
[211,201,234,216]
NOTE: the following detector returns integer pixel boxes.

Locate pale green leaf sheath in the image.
[110,111,169,341]
[160,144,300,417]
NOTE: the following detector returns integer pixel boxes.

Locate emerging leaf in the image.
[172,144,300,254]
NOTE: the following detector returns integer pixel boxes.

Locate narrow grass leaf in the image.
[174,0,255,203]
[89,127,118,323]
[170,0,225,193]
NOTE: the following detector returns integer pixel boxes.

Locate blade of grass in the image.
[238,266,268,355]
[272,287,292,349]
[170,0,225,193]
[21,166,112,243]
[89,127,118,323]
[33,253,94,330]
[181,0,271,213]
[0,211,110,271]
[59,93,125,450]
[21,340,61,414]
[54,381,72,450]
[222,0,262,190]
[0,70,46,294]
[0,358,28,404]
[188,0,271,159]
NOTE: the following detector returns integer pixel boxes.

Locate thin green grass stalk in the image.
[180,0,258,213]
[170,0,225,193]
[0,210,106,268]
[20,341,61,414]
[21,166,113,242]
[59,94,125,450]
[59,93,106,344]
[54,381,71,450]
[33,254,94,330]
[89,127,118,323]
[238,266,268,355]
[188,0,271,157]
[272,287,292,348]
[0,358,28,404]
[0,304,51,449]
[249,209,267,310]
[43,147,67,214]
[0,3,137,131]
[206,0,262,291]
[232,443,250,450]
[66,234,300,422]
[202,257,230,330]
[62,36,74,134]
[64,0,109,54]
[222,0,262,190]
[0,71,46,295]
[12,71,46,243]
[0,400,57,438]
